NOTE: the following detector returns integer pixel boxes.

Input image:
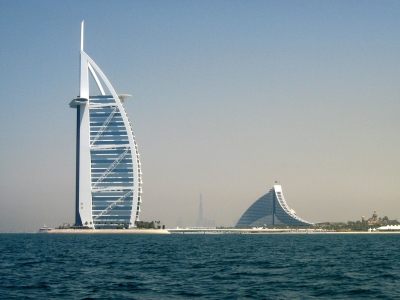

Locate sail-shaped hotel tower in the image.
[69,22,142,229]
[236,184,312,227]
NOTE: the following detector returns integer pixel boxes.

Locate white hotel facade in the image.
[69,22,142,229]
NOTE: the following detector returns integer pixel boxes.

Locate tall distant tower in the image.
[196,194,203,227]
[69,22,142,229]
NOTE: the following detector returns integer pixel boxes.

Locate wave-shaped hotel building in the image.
[69,22,142,229]
[236,184,312,227]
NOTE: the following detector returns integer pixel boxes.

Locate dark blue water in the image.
[1,234,399,299]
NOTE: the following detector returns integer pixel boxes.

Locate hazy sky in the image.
[1,1,399,232]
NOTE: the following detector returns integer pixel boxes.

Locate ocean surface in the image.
[1,233,399,299]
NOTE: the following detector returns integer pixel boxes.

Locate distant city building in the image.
[236,184,312,227]
[69,22,142,229]
[195,194,216,228]
[196,194,203,227]
[361,210,379,225]
[176,217,183,228]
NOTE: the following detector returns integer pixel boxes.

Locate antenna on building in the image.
[81,21,84,51]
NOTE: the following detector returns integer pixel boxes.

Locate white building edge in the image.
[69,22,142,229]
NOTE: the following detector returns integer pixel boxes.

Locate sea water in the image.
[1,233,399,299]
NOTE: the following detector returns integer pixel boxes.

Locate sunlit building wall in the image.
[69,22,142,229]
[236,185,312,227]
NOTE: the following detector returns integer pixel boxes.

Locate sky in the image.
[0,0,399,232]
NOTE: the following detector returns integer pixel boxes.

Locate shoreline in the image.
[167,229,400,234]
[35,228,400,234]
[5,228,400,234]
[46,229,171,234]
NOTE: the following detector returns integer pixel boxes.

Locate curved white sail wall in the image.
[69,22,142,228]
[235,184,312,227]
